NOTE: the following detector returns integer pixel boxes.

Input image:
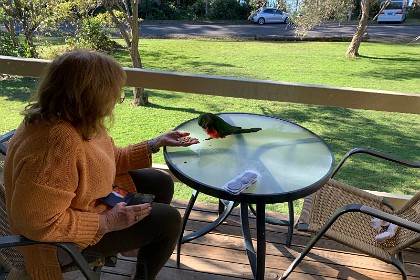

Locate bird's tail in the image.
[233,128,262,135]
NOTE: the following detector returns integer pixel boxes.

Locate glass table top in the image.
[164,113,334,203]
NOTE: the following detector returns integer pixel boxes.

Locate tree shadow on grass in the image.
[260,104,419,194]
[0,77,38,102]
[356,68,420,82]
[147,102,203,115]
[358,54,420,63]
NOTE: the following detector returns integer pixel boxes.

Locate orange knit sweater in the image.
[3,120,152,279]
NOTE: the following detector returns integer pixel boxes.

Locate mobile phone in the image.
[127,193,155,206]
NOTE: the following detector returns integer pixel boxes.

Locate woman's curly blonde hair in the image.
[22,50,127,140]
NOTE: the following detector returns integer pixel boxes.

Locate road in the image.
[140,22,420,41]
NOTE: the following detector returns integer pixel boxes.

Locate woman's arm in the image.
[112,131,199,175]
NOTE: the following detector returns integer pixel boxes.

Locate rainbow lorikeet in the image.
[197,113,262,140]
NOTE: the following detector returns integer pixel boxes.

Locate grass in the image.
[1,39,419,213]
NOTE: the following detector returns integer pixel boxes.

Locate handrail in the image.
[0,55,419,114]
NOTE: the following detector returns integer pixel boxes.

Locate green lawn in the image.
[1,39,419,213]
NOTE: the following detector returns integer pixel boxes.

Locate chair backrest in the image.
[390,191,420,254]
[0,130,27,275]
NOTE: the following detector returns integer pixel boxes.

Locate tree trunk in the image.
[345,0,371,58]
[130,38,148,106]
[2,2,20,49]
[130,0,148,106]
[105,0,147,106]
[24,30,38,58]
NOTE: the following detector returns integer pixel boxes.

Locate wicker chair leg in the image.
[279,229,324,280]
[391,255,407,280]
[280,204,362,280]
[93,266,102,278]
[397,251,404,265]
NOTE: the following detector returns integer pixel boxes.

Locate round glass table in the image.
[164,113,335,279]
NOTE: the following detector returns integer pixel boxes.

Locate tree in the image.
[103,0,147,106]
[292,0,354,34]
[292,0,383,58]
[63,1,117,52]
[10,0,68,58]
[345,0,392,57]
[66,0,146,105]
[0,0,20,53]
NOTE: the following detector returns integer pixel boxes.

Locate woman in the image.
[3,50,199,280]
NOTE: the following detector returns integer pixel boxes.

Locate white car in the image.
[251,8,290,25]
[377,1,407,23]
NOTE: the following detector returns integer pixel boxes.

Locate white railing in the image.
[1,55,419,114]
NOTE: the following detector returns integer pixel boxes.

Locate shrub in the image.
[67,16,115,51]
[0,31,25,57]
[407,1,420,18]
[208,0,251,20]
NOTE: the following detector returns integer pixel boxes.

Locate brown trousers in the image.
[82,169,182,280]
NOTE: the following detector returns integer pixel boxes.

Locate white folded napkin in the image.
[222,170,260,195]
[371,218,399,243]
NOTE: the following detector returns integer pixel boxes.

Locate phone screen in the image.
[127,193,155,205]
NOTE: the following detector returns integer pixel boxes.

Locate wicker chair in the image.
[280,148,420,280]
[0,130,104,280]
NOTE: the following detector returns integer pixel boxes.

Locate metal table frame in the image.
[164,113,334,280]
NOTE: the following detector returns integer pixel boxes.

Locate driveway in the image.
[140,22,420,41]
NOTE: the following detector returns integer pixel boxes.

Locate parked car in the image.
[377,0,407,23]
[250,8,290,25]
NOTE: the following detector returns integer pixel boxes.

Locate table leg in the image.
[177,190,236,267]
[249,201,294,247]
[240,203,256,276]
[240,203,266,280]
[176,189,199,267]
[286,201,294,247]
[256,203,266,280]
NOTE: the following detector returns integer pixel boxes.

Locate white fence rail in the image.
[1,55,419,114]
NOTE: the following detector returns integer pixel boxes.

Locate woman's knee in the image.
[157,170,174,194]
[165,205,182,233]
[129,169,174,204]
[149,203,182,236]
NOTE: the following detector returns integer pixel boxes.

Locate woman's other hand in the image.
[155,131,199,148]
[98,202,151,234]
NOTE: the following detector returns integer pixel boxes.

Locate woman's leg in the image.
[128,168,174,204]
[83,202,181,280]
[84,169,180,279]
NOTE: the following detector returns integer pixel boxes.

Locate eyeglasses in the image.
[119,92,125,104]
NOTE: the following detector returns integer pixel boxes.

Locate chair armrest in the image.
[0,129,16,156]
[0,235,41,248]
[0,235,101,280]
[52,242,101,280]
[332,147,420,178]
[0,130,16,144]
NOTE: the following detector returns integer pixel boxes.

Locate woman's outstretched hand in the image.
[155,131,199,148]
[98,202,151,234]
